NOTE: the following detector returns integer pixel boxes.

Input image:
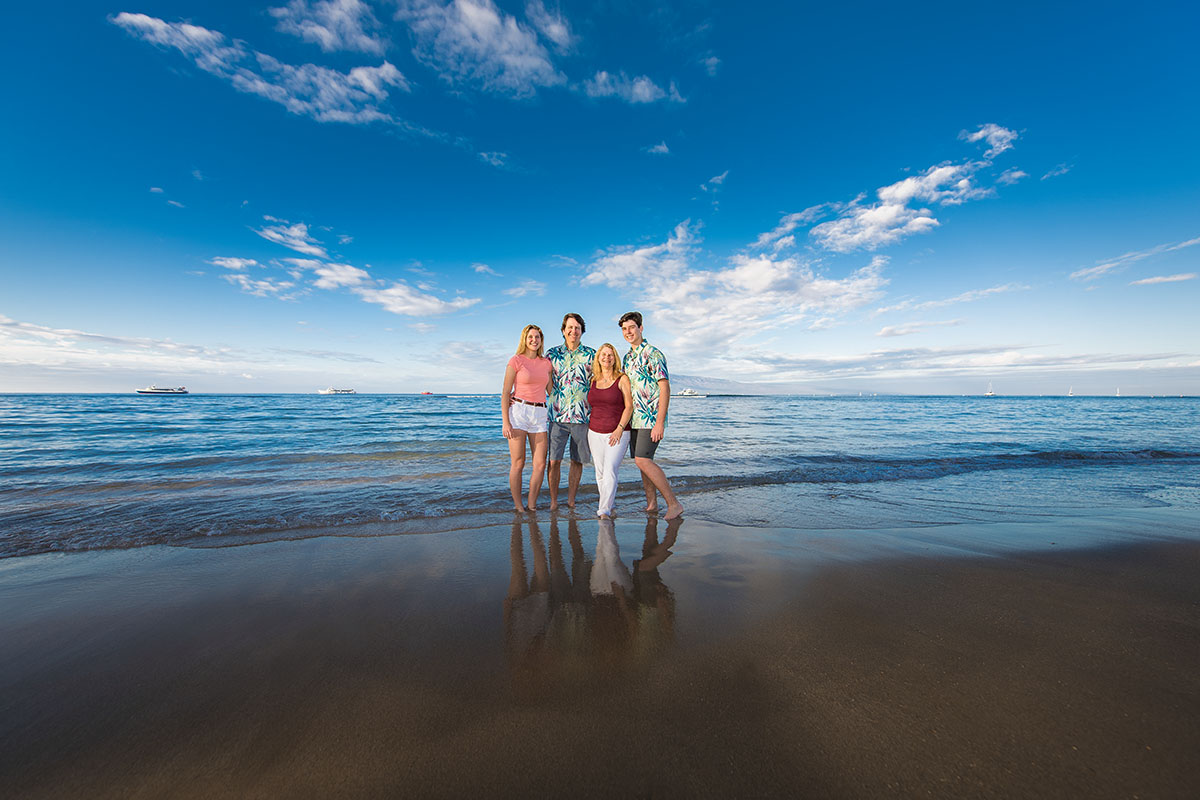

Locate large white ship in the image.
[136,385,188,395]
[318,387,357,394]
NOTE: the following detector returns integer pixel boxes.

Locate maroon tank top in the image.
[587,381,629,433]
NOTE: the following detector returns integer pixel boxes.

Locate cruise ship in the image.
[318,387,357,395]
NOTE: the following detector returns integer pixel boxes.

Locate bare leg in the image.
[527,432,549,510]
[635,457,683,519]
[641,471,657,513]
[547,460,563,510]
[507,432,528,512]
[567,459,583,507]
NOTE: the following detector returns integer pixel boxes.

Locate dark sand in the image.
[2,513,1199,799]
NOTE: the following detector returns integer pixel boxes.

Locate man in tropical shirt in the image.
[546,313,596,510]
[619,311,683,520]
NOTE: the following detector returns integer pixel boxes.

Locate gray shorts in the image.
[629,427,660,459]
[549,421,591,463]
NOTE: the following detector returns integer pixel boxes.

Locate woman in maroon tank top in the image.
[586,343,633,518]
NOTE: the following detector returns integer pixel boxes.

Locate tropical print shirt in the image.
[623,340,669,429]
[547,343,597,424]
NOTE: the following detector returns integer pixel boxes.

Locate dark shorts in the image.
[549,421,591,463]
[628,427,660,459]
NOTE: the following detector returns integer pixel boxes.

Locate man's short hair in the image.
[618,311,643,328]
[561,313,586,334]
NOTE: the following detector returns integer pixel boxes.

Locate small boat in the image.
[420,391,434,395]
[318,387,356,395]
[136,385,188,395]
[1068,386,1074,397]
[984,382,995,397]
[672,388,707,398]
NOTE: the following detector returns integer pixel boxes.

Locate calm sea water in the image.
[2,393,1198,558]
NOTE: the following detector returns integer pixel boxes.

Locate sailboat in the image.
[984,382,995,397]
[1068,386,1074,397]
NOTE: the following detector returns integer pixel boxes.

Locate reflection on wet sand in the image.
[504,515,682,693]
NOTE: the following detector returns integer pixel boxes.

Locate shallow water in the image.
[2,393,1198,557]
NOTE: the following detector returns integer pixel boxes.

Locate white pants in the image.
[588,429,629,516]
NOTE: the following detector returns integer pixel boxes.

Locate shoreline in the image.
[3,511,1199,797]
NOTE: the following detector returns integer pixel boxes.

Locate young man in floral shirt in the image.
[620,311,683,520]
[546,313,596,510]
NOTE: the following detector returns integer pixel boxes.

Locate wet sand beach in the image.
[2,512,1199,799]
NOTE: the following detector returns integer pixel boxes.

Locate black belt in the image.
[511,397,546,407]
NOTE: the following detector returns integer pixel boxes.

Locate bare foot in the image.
[549,499,559,511]
[598,513,611,519]
[513,505,527,513]
[567,499,576,508]
[664,502,684,520]
[644,504,658,515]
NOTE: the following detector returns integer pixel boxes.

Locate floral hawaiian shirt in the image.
[546,343,597,424]
[622,340,669,429]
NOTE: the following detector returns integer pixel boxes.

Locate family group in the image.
[501,311,683,520]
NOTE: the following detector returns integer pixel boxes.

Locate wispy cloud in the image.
[1042,163,1071,180]
[700,55,720,76]
[255,218,330,258]
[167,199,185,208]
[208,257,259,271]
[221,273,303,299]
[395,0,564,97]
[584,222,888,354]
[1130,273,1197,285]
[524,0,574,53]
[808,124,1017,253]
[112,12,416,130]
[478,151,508,167]
[959,122,1017,158]
[473,262,500,276]
[149,186,164,193]
[270,0,387,55]
[876,319,963,337]
[874,283,1029,316]
[751,204,838,251]
[191,169,205,181]
[1070,235,1200,281]
[583,71,683,104]
[644,141,670,155]
[700,170,728,191]
[503,279,546,298]
[997,168,1027,185]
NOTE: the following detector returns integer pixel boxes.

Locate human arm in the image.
[501,361,517,439]
[610,375,633,446]
[651,378,670,441]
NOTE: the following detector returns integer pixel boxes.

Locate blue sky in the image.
[1,0,1197,394]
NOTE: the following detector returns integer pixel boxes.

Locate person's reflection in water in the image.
[504,515,682,691]
[631,516,681,656]
[503,516,552,686]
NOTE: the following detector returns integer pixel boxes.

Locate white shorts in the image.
[509,401,548,434]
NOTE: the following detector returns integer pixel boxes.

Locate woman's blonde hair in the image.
[591,342,625,384]
[515,324,545,358]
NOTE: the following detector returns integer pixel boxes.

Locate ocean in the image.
[2,393,1198,559]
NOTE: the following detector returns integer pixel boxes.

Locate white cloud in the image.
[337,234,354,245]
[645,141,670,155]
[1071,235,1200,281]
[149,186,164,193]
[410,322,437,334]
[1042,163,1071,180]
[270,0,387,55]
[960,123,1018,158]
[700,170,728,191]
[112,13,414,129]
[997,168,1027,185]
[1130,273,1197,285]
[191,169,205,181]
[524,0,574,52]
[208,257,259,271]
[167,199,185,208]
[396,0,564,97]
[478,151,507,167]
[354,282,480,315]
[583,71,683,104]
[874,283,1029,315]
[222,273,301,298]
[701,55,720,76]
[876,319,963,337]
[503,279,546,298]
[473,262,500,276]
[751,204,837,250]
[584,222,888,353]
[255,218,330,258]
[809,134,1013,253]
[311,262,372,289]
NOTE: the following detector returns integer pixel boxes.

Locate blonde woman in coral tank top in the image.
[501,324,553,512]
